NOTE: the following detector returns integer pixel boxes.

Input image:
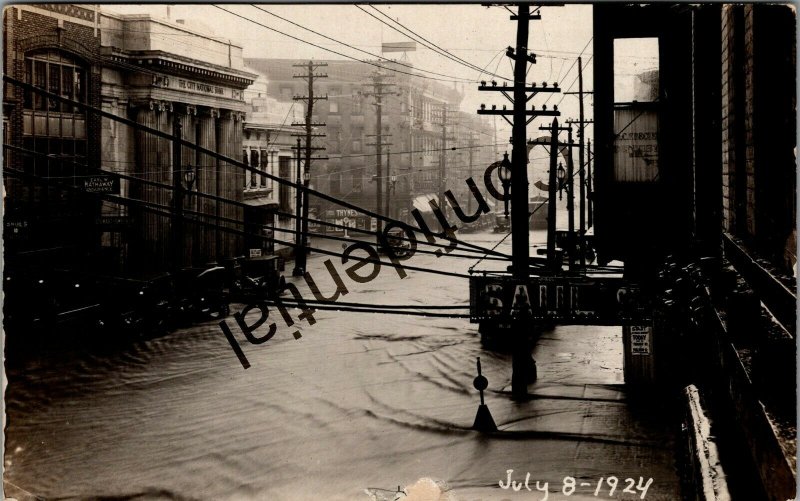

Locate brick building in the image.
[243,58,467,233]
[3,4,104,269]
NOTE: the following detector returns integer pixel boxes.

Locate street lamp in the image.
[183,165,197,191]
[389,174,398,194]
[556,162,566,200]
[498,152,512,217]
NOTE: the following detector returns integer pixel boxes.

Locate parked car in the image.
[174,266,230,324]
[235,256,286,300]
[95,273,174,337]
[493,212,510,233]
[383,228,412,257]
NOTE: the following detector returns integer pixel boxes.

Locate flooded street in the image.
[4,230,681,500]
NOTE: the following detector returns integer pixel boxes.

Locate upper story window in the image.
[613,38,660,183]
[24,50,86,113]
[329,87,340,114]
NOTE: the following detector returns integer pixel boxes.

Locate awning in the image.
[243,196,279,208]
[412,194,437,213]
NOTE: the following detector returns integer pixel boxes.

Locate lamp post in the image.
[556,162,566,201]
[498,152,512,219]
[293,138,304,276]
[183,165,197,192]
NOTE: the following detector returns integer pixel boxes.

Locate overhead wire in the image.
[5,75,506,258]
[213,5,470,84]
[247,4,473,83]
[5,141,509,259]
[364,5,512,82]
[3,165,480,280]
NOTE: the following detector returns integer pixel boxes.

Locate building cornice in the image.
[102,48,257,88]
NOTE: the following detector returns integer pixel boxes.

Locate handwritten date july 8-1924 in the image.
[499,469,653,500]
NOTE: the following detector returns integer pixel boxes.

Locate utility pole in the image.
[539,120,575,270]
[172,117,184,271]
[467,133,475,215]
[294,137,303,272]
[438,104,449,210]
[385,147,392,219]
[291,61,328,276]
[564,59,594,268]
[477,3,561,398]
[587,139,593,228]
[566,126,575,271]
[364,70,396,237]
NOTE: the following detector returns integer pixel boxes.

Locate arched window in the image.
[21,50,89,178]
[24,50,87,113]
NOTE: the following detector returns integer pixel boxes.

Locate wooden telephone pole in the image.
[291,61,328,276]
[364,70,397,236]
[478,4,562,398]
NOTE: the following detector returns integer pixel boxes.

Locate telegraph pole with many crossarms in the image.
[363,70,398,237]
[477,3,562,398]
[291,61,328,276]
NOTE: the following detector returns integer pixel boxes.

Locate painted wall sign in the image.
[629,325,652,355]
[83,175,119,194]
[613,107,659,182]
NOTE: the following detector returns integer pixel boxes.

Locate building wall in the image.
[719,4,796,271]
[3,5,103,267]
[99,11,256,271]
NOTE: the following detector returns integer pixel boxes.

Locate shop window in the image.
[278,156,291,215]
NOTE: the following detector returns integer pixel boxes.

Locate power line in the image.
[356,5,512,82]
[213,5,469,84]
[5,75,504,258]
[248,5,473,83]
[5,142,507,259]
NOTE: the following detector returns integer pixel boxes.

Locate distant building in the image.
[242,69,303,258]
[243,58,471,233]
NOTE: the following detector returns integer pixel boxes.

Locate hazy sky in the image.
[103,3,595,147]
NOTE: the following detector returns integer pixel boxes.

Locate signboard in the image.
[83,175,120,194]
[249,248,263,258]
[382,42,417,53]
[613,107,658,182]
[629,326,652,355]
[95,215,132,229]
[308,208,319,231]
[469,275,648,325]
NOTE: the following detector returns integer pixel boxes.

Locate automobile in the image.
[383,228,412,257]
[493,212,510,233]
[234,256,286,300]
[95,273,175,337]
[174,266,230,324]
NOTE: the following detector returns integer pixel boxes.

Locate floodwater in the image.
[3,228,681,500]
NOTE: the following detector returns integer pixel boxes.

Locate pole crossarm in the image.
[478,84,561,93]
[478,109,559,116]
[293,95,329,101]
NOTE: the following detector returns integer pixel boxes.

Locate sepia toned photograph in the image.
[2,3,796,500]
